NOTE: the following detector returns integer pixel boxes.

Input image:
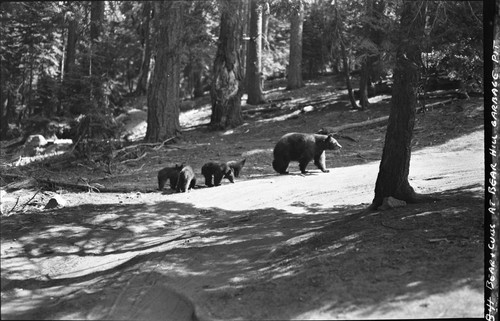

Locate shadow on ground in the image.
[1,182,483,320]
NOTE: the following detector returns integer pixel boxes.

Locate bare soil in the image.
[1,77,485,320]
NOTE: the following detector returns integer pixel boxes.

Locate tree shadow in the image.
[1,183,483,319]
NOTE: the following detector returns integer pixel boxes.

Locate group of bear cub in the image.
[157,132,342,193]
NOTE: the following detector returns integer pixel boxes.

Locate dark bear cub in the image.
[272,132,342,174]
[176,165,196,193]
[201,162,235,187]
[157,164,184,190]
[226,158,246,177]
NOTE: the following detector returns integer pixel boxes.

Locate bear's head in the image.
[326,134,342,150]
[224,168,235,183]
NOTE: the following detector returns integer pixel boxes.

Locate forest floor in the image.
[1,76,485,320]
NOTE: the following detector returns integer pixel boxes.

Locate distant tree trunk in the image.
[335,2,358,109]
[64,13,77,81]
[340,40,359,109]
[262,1,270,51]
[359,60,370,110]
[192,59,205,98]
[246,0,265,105]
[134,1,152,96]
[210,0,243,130]
[287,0,304,90]
[145,1,184,142]
[370,0,426,209]
[89,1,106,109]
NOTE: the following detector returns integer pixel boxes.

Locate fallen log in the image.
[319,99,456,135]
[318,115,389,135]
[0,173,132,193]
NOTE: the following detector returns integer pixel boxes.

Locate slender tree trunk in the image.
[192,60,205,98]
[340,40,359,109]
[262,1,270,51]
[89,1,106,109]
[370,0,426,209]
[359,60,370,110]
[287,0,304,90]
[145,1,184,142]
[134,1,152,96]
[335,2,358,109]
[64,16,77,81]
[246,0,265,105]
[210,0,243,130]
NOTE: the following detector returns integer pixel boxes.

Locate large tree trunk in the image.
[134,1,152,96]
[145,2,184,142]
[370,1,426,209]
[286,0,304,90]
[210,0,243,130]
[246,0,265,105]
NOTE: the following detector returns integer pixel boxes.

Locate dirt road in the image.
[1,128,483,320]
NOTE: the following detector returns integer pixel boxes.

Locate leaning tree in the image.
[370,0,429,209]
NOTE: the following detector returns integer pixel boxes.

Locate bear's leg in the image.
[169,177,177,189]
[314,151,329,172]
[189,177,196,190]
[184,178,191,192]
[299,158,311,174]
[158,177,166,190]
[273,159,289,174]
[204,174,214,187]
[214,173,223,186]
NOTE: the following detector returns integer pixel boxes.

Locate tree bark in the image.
[134,1,152,96]
[340,40,359,109]
[335,2,358,109]
[359,60,370,110]
[370,0,426,209]
[63,13,77,81]
[210,0,244,130]
[286,0,304,90]
[246,0,266,105]
[89,1,106,109]
[262,1,270,51]
[145,1,184,142]
[192,59,205,98]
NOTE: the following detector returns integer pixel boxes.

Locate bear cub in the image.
[176,165,196,192]
[226,158,246,177]
[272,132,342,174]
[157,164,184,190]
[201,162,235,187]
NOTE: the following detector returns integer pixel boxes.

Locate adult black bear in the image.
[226,158,246,177]
[272,133,342,174]
[201,162,234,187]
[176,165,196,192]
[157,164,184,190]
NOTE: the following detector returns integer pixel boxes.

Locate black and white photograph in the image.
[0,0,494,319]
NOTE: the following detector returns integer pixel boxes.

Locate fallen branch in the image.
[18,189,41,212]
[318,99,456,135]
[115,137,176,155]
[121,152,148,164]
[318,115,389,135]
[416,98,455,113]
